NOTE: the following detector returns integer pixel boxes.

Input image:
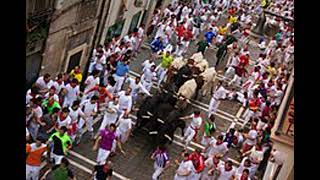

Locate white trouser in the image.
[208,97,219,117]
[142,80,153,92]
[113,74,126,93]
[26,164,41,180]
[152,163,164,180]
[63,97,76,108]
[191,172,202,180]
[116,129,128,144]
[184,126,197,146]
[192,27,200,39]
[224,66,235,79]
[96,148,111,165]
[257,120,266,130]
[87,116,94,132]
[81,91,94,103]
[242,109,257,127]
[157,67,167,87]
[228,74,242,86]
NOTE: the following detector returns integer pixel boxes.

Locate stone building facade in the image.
[40,0,104,76]
[32,0,173,82]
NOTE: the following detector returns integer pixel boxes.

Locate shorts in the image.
[96,148,111,165]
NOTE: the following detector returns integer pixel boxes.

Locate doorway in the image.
[66,50,82,73]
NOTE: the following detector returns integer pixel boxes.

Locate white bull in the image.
[191,52,204,64]
[199,67,218,97]
[195,59,209,72]
[171,56,187,70]
[191,52,209,72]
[177,78,197,101]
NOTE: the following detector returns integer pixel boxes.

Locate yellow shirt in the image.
[267,66,277,78]
[69,70,83,83]
[228,16,238,24]
[218,26,228,35]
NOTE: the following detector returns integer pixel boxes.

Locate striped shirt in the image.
[153,150,169,168]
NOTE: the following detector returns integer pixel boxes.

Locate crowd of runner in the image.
[26,0,294,179]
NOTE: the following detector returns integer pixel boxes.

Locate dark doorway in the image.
[155,0,163,9]
[26,53,43,90]
[67,50,82,73]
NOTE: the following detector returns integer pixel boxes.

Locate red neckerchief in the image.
[240,175,248,180]
[59,113,66,121]
[216,141,223,146]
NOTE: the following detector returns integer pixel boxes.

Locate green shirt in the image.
[42,100,61,114]
[204,121,216,136]
[49,132,72,154]
[160,54,174,69]
[197,40,208,52]
[51,166,73,180]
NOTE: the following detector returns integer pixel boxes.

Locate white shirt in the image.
[273,89,284,105]
[36,76,53,90]
[52,81,65,94]
[126,78,150,96]
[208,139,228,157]
[64,84,80,101]
[175,160,195,179]
[104,101,119,122]
[69,107,85,123]
[236,157,253,176]
[142,68,157,83]
[44,93,59,102]
[57,115,72,128]
[213,86,228,99]
[190,114,203,129]
[245,129,257,146]
[249,146,264,164]
[217,165,236,180]
[117,117,132,133]
[142,60,155,72]
[32,106,43,119]
[81,100,98,117]
[84,76,100,93]
[118,91,133,111]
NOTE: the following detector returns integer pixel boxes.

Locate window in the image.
[105,20,125,43]
[129,11,142,33]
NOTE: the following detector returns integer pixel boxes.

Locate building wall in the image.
[41,0,102,76]
[99,0,149,45]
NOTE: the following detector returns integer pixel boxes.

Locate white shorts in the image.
[26,164,41,180]
[96,148,111,165]
[184,126,196,143]
[52,153,64,165]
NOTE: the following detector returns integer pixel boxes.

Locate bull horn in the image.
[157,118,165,124]
[141,115,150,119]
[164,134,172,141]
[149,131,158,135]
[147,111,153,116]
[186,99,191,104]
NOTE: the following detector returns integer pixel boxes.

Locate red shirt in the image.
[183,30,193,41]
[176,25,185,37]
[87,86,113,103]
[188,152,205,173]
[239,55,249,67]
